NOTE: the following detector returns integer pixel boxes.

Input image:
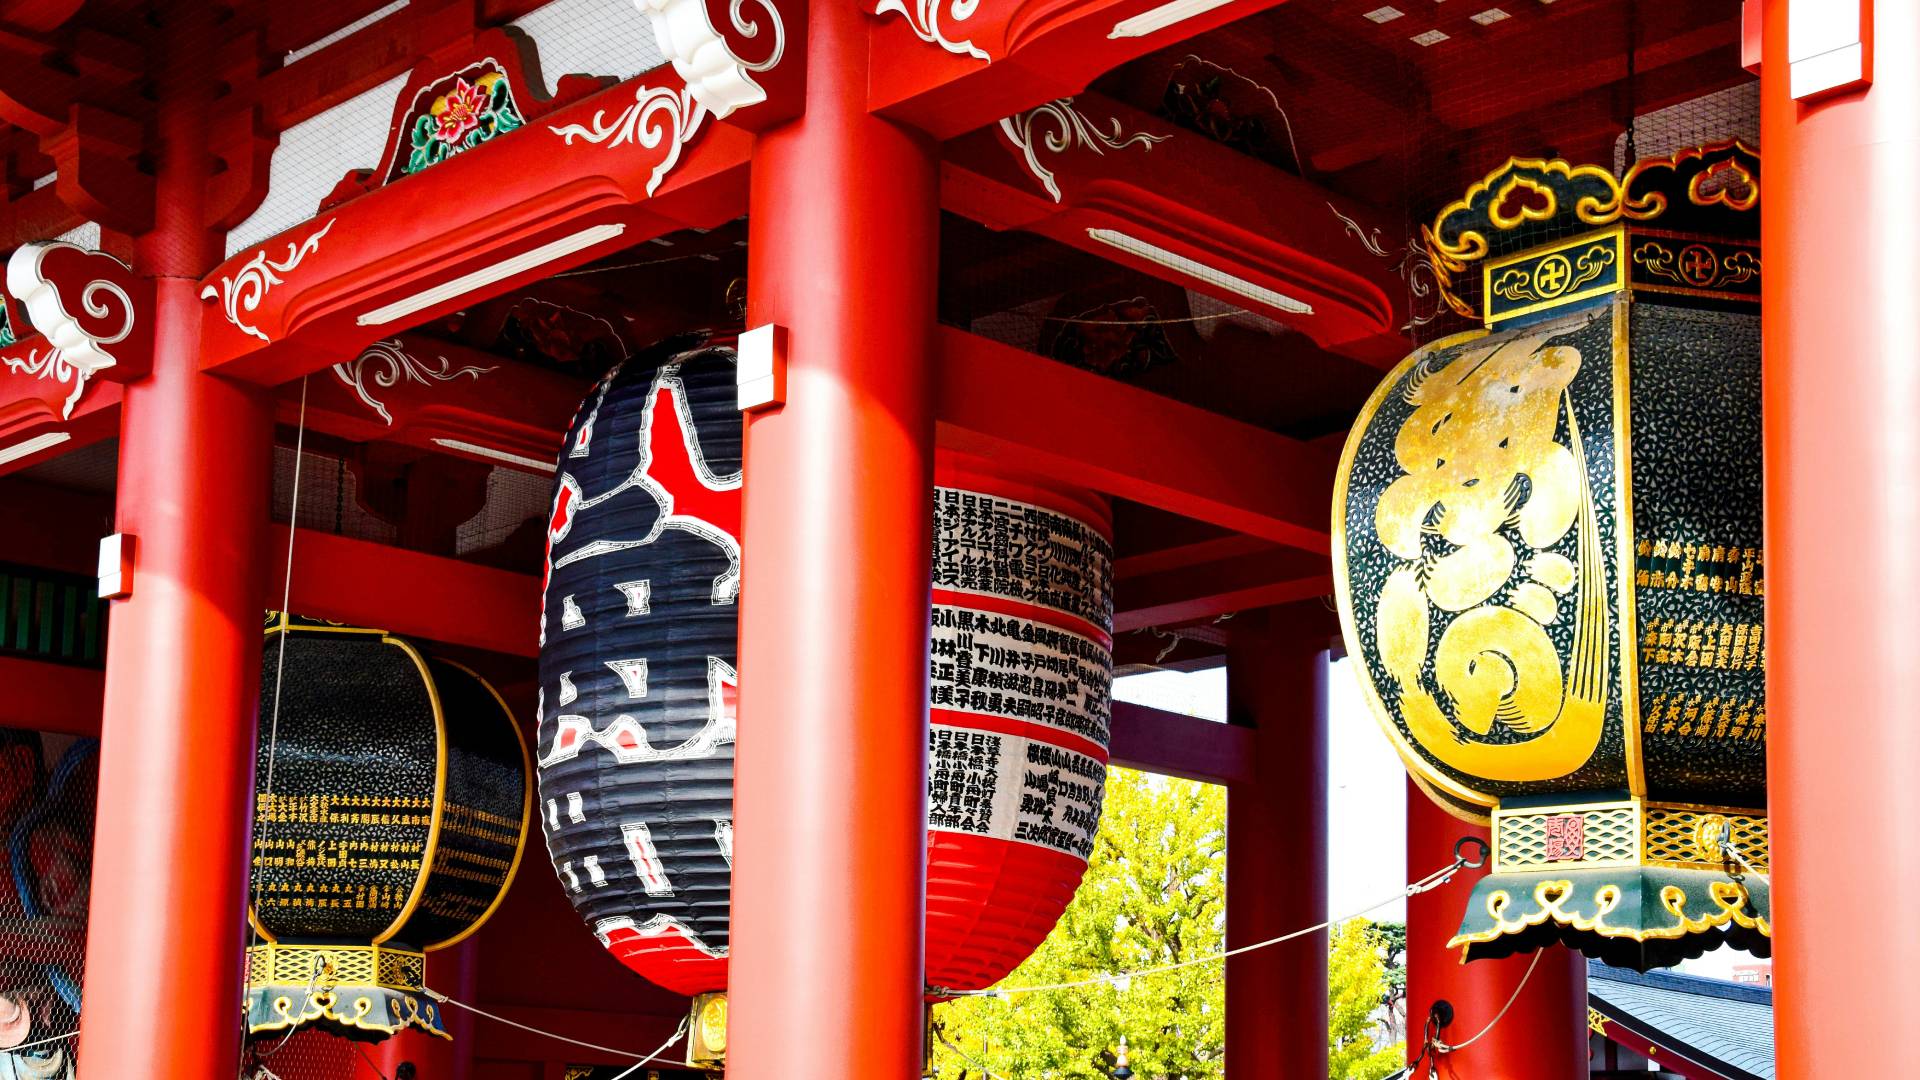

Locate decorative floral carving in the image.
[636,0,786,119]
[405,69,525,176]
[201,220,336,343]
[2,346,83,418]
[871,0,988,60]
[999,99,1170,203]
[551,84,706,197]
[1330,202,1445,331]
[333,339,496,425]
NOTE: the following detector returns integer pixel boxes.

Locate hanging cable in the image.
[4,1030,75,1055]
[424,987,688,1065]
[237,374,311,1065]
[1426,950,1541,1055]
[599,1018,692,1080]
[932,848,1481,999]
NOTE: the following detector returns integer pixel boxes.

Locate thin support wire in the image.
[933,856,1472,1000]
[1429,950,1542,1054]
[425,987,688,1065]
[238,373,310,1063]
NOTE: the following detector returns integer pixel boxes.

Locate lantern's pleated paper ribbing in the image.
[537,342,741,997]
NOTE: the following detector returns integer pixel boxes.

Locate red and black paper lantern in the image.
[538,337,1113,999]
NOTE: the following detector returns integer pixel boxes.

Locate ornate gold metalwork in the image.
[245,943,427,991]
[1588,1006,1610,1036]
[1449,875,1767,948]
[1491,800,1768,874]
[689,991,728,1068]
[1368,324,1609,783]
[1427,141,1759,320]
[243,942,447,1040]
[1482,230,1626,324]
[1644,805,1769,871]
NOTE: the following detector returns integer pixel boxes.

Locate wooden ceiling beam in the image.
[869,0,1295,140]
[1116,544,1327,632]
[934,325,1335,552]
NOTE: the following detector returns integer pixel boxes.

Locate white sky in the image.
[1113,659,1409,922]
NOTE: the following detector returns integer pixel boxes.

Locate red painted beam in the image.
[1109,699,1250,786]
[200,68,753,388]
[269,526,540,656]
[1113,533,1273,579]
[933,325,1336,551]
[280,335,579,476]
[1115,543,1329,632]
[0,335,124,476]
[943,92,1409,361]
[0,654,102,735]
[870,0,1291,140]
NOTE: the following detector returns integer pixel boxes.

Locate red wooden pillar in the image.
[1224,609,1330,1080]
[1404,788,1587,1079]
[74,7,273,1078]
[725,0,940,1075]
[1759,2,1920,1075]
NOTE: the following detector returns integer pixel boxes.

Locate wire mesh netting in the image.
[271,442,551,572]
[0,731,98,1079]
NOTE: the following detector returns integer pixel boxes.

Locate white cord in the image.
[1430,950,1541,1053]
[601,1018,692,1079]
[936,858,1468,999]
[3,1030,75,1054]
[425,987,688,1064]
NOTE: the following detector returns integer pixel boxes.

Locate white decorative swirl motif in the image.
[1330,202,1444,331]
[2,347,84,419]
[332,339,496,425]
[633,0,784,119]
[80,282,134,346]
[551,84,708,198]
[999,99,1170,203]
[200,219,336,343]
[873,0,988,60]
[6,242,137,379]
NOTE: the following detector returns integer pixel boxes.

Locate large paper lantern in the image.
[537,338,1113,1015]
[1333,142,1768,970]
[246,618,533,1041]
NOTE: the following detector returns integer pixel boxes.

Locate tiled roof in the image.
[1588,960,1774,1079]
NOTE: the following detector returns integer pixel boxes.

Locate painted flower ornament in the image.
[433,76,491,145]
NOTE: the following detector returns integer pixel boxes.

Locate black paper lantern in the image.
[245,618,532,1042]
[1334,143,1769,970]
[537,338,741,996]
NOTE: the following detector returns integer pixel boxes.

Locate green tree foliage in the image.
[1367,921,1408,1035]
[929,767,1407,1080]
[1328,920,1406,1080]
[931,767,1226,1079]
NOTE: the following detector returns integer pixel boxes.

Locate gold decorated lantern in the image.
[244,617,533,1042]
[1333,142,1768,970]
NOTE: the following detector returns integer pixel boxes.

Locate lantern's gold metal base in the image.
[687,992,728,1069]
[243,943,446,1041]
[1491,798,1767,875]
